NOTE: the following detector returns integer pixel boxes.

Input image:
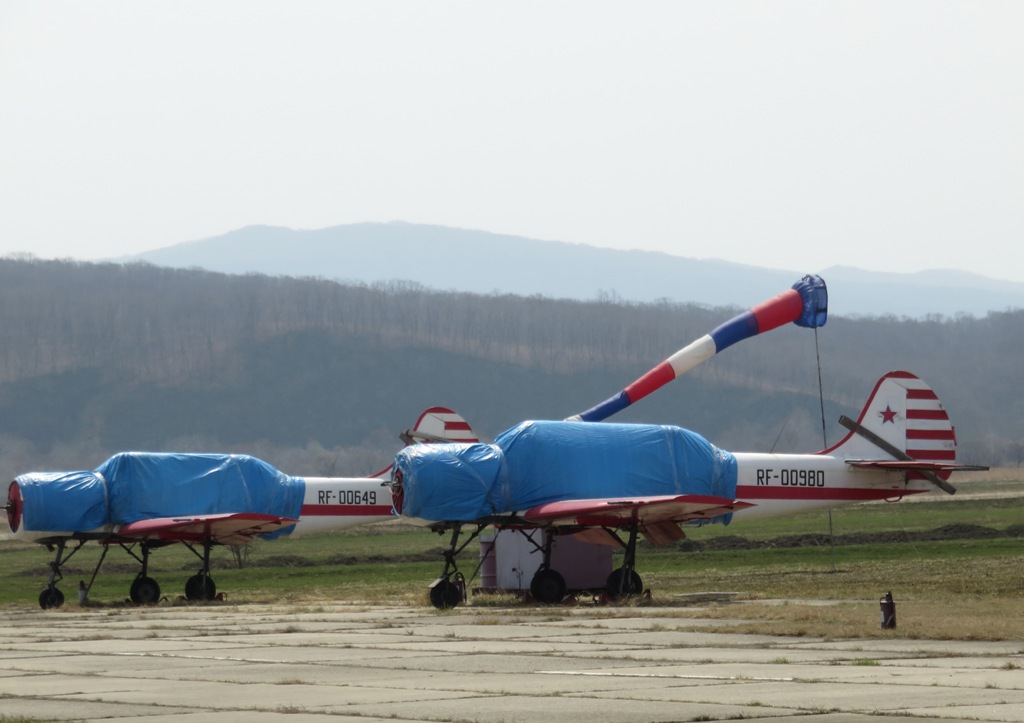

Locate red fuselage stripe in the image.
[300,505,393,517]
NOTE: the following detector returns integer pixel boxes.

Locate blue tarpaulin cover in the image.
[16,453,305,533]
[15,471,109,532]
[394,443,505,523]
[393,420,738,522]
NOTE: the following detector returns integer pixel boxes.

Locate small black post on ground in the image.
[880,591,897,629]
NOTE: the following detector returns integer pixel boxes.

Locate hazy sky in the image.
[2,2,1022,281]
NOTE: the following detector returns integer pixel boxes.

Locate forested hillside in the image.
[0,258,1017,480]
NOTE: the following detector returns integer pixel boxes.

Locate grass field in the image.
[2,469,1021,642]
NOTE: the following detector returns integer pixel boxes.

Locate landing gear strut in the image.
[522,530,567,605]
[35,535,224,607]
[428,523,487,609]
[38,540,87,609]
[122,543,162,604]
[182,540,217,601]
[604,521,644,600]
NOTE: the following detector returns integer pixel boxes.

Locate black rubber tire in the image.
[530,568,567,605]
[605,568,643,599]
[428,579,462,609]
[39,587,65,610]
[130,576,161,605]
[185,573,216,601]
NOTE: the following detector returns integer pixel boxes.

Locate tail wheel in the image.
[39,587,64,610]
[130,576,161,605]
[185,573,216,601]
[530,568,567,605]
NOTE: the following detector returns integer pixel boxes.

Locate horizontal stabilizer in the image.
[117,512,297,545]
[838,413,965,495]
[523,494,754,528]
[846,460,989,473]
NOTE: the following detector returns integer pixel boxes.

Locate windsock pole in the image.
[566,275,828,422]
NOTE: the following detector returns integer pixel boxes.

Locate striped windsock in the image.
[567,275,828,422]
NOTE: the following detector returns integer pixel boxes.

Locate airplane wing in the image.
[523,494,754,528]
[116,513,297,545]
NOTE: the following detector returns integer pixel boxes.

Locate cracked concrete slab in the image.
[0,603,1019,722]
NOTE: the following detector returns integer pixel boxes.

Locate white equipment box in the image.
[478,529,612,592]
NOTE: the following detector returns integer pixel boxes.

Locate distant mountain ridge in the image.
[132,222,1024,318]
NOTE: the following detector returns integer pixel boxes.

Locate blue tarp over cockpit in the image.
[393,420,738,522]
[16,453,305,533]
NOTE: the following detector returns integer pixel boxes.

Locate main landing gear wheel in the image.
[428,577,463,609]
[130,576,161,605]
[185,573,217,601]
[530,568,567,605]
[39,586,64,610]
[605,568,643,600]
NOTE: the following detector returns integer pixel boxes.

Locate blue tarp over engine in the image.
[393,420,738,522]
[14,471,109,532]
[394,443,505,523]
[16,453,305,532]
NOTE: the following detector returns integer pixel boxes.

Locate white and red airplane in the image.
[3,407,477,608]
[388,274,985,608]
[393,370,986,608]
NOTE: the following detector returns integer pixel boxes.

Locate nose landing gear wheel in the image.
[428,577,463,609]
[39,586,64,610]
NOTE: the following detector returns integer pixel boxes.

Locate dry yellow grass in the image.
[678,598,1024,642]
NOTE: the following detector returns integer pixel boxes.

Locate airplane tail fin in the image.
[386,407,480,512]
[400,407,479,445]
[824,371,985,494]
[371,407,480,479]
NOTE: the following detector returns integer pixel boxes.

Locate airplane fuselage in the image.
[729,452,931,521]
[288,477,394,535]
[397,452,932,530]
[6,476,396,543]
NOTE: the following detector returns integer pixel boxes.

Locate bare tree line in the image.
[1,257,1020,467]
[0,259,724,384]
